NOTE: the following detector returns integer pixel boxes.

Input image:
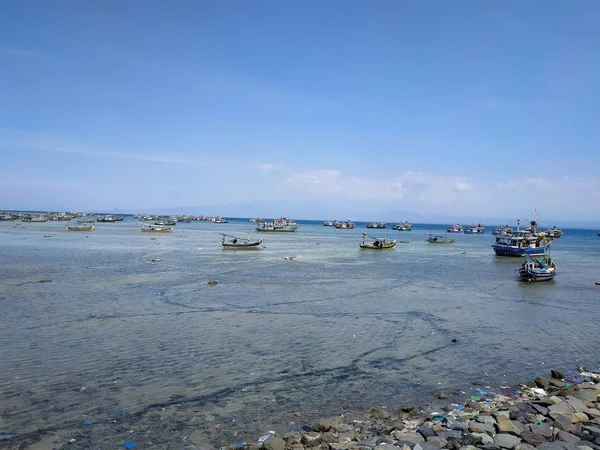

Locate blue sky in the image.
[1,1,599,222]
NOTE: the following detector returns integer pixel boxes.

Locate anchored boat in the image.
[517,254,557,282]
[426,233,455,244]
[220,234,263,249]
[367,221,387,229]
[392,221,412,231]
[256,218,298,232]
[141,224,173,233]
[66,223,94,231]
[360,233,396,249]
[447,224,463,233]
[492,220,551,256]
[464,223,486,234]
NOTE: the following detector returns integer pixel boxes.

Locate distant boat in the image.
[220,233,263,249]
[141,224,173,233]
[76,219,95,224]
[155,220,177,226]
[212,217,229,223]
[97,215,122,223]
[367,222,387,229]
[66,223,94,232]
[464,223,486,234]
[334,220,355,229]
[249,218,262,223]
[447,224,463,233]
[256,218,298,232]
[0,214,17,221]
[360,233,396,250]
[393,221,412,231]
[544,226,564,238]
[492,225,513,236]
[517,254,557,282]
[426,233,455,244]
[323,220,335,226]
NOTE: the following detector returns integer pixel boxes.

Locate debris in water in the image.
[39,278,52,283]
[208,280,218,285]
[44,235,51,238]
[123,441,136,449]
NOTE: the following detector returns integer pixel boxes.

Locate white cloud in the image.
[0,129,207,167]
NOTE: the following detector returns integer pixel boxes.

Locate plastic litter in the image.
[0,434,14,440]
[123,441,136,449]
[258,435,271,443]
[471,395,481,402]
[226,417,235,424]
[83,419,93,426]
[301,425,313,432]
[454,404,465,411]
[432,415,446,422]
[231,441,245,448]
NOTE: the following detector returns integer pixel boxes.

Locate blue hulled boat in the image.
[492,220,551,256]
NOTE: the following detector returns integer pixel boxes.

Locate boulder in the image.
[533,404,550,416]
[529,424,553,438]
[550,403,577,415]
[391,432,424,444]
[471,433,494,445]
[576,390,599,403]
[494,433,522,449]
[554,414,576,432]
[514,444,537,450]
[417,426,435,439]
[301,433,322,447]
[496,416,522,435]
[567,397,591,413]
[584,426,600,438]
[424,436,446,449]
[314,419,337,432]
[469,421,496,434]
[536,377,551,390]
[291,444,305,450]
[477,415,498,425]
[329,444,355,450]
[558,432,582,444]
[263,436,286,450]
[552,370,566,380]
[520,431,547,446]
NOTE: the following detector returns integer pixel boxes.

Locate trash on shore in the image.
[284,255,302,261]
[208,280,218,285]
[39,278,52,283]
[123,441,136,449]
[0,434,14,440]
[83,419,93,426]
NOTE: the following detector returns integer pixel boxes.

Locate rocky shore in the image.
[253,368,600,450]
[1,368,599,449]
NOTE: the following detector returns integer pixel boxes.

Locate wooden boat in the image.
[0,214,17,221]
[447,223,463,233]
[66,223,94,231]
[23,215,48,222]
[97,215,122,222]
[323,221,335,226]
[334,220,355,229]
[393,221,412,231]
[76,219,95,224]
[212,217,229,223]
[220,234,263,249]
[141,224,173,233]
[155,220,176,226]
[360,233,396,249]
[492,225,513,236]
[464,223,486,234]
[367,221,387,229]
[517,254,557,282]
[256,218,298,232]
[427,233,455,244]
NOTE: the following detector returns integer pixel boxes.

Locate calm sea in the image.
[1,218,599,447]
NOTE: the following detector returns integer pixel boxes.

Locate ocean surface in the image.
[1,218,599,448]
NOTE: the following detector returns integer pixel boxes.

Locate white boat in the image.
[367,222,387,229]
[323,221,335,226]
[447,223,463,233]
[393,221,412,231]
[141,224,173,233]
[517,254,557,282]
[464,223,486,234]
[544,226,564,238]
[334,220,355,229]
[256,218,298,232]
[66,223,94,231]
[212,217,229,223]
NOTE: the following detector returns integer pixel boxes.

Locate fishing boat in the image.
[22,215,48,222]
[544,226,564,238]
[492,225,513,236]
[360,233,396,249]
[97,215,122,222]
[0,214,17,221]
[141,224,173,233]
[447,223,463,233]
[323,220,335,226]
[76,219,95,224]
[492,220,551,256]
[367,221,387,229]
[220,233,263,249]
[66,223,94,231]
[256,218,298,232]
[249,218,262,223]
[517,254,557,282]
[334,220,355,229]
[393,221,412,231]
[155,220,177,226]
[426,233,455,244]
[212,217,229,223]
[464,223,486,234]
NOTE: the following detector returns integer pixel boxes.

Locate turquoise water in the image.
[1,218,599,446]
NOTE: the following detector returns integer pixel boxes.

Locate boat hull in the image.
[222,241,263,249]
[256,226,297,232]
[66,225,94,231]
[492,243,551,256]
[141,227,173,233]
[360,241,396,249]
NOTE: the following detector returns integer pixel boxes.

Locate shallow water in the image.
[1,218,599,448]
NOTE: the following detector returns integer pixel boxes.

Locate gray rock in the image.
[520,431,547,446]
[529,424,553,438]
[494,433,522,449]
[552,370,566,380]
[391,432,425,444]
[533,404,549,416]
[558,431,582,444]
[461,446,478,450]
[446,420,469,432]
[315,419,337,432]
[413,444,423,450]
[329,444,355,450]
[395,441,416,449]
[554,414,576,432]
[496,416,522,436]
[584,426,600,438]
[263,436,286,450]
[446,430,462,441]
[535,377,551,390]
[536,442,568,450]
[576,390,599,403]
[337,433,355,444]
[480,444,501,450]
[469,421,496,434]
[550,403,577,415]
[514,444,537,450]
[291,444,305,450]
[567,397,591,413]
[577,446,595,450]
[424,436,446,449]
[477,415,498,425]
[419,443,443,450]
[471,433,494,445]
[417,427,435,438]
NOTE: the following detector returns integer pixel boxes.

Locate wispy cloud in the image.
[0,129,208,167]
[257,163,280,172]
